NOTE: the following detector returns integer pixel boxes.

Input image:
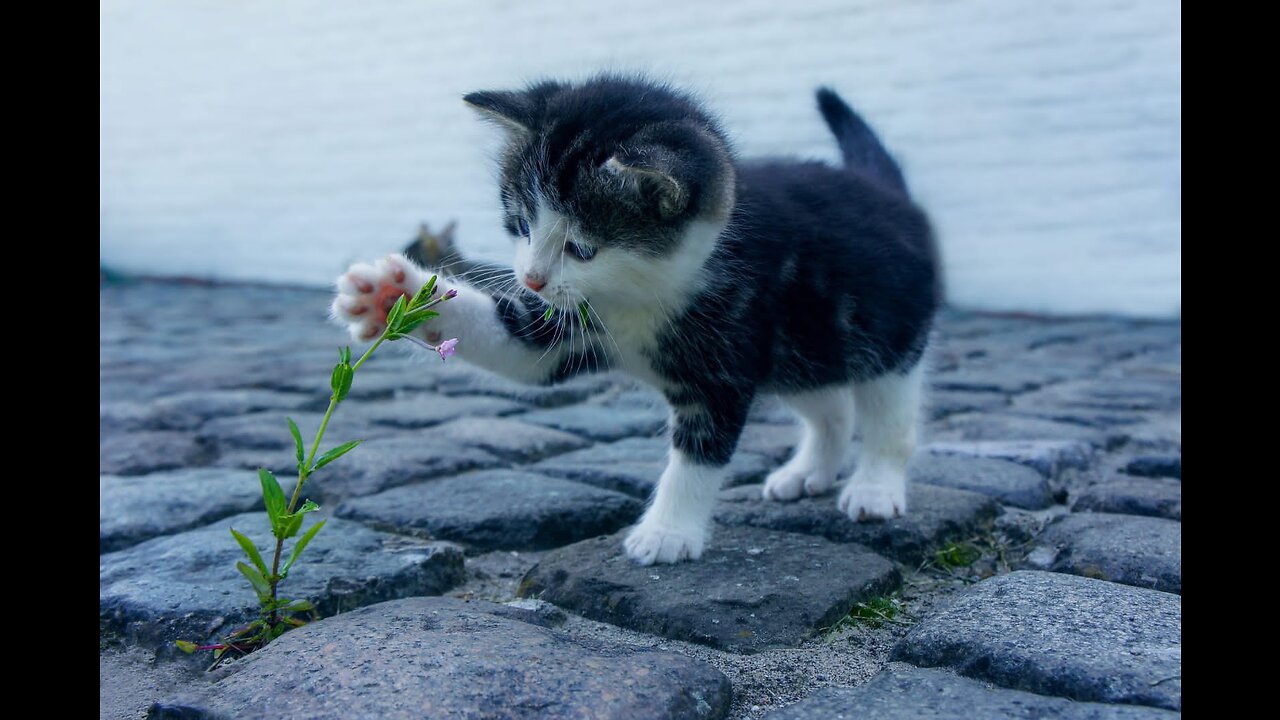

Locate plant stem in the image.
[267,334,386,624]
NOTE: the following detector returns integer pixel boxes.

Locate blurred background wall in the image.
[100,0,1180,317]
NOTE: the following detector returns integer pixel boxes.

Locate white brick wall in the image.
[100,0,1180,317]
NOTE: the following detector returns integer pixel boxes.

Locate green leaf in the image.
[340,346,352,365]
[386,294,408,331]
[229,528,268,577]
[281,599,315,613]
[543,306,555,321]
[278,500,321,539]
[330,362,354,402]
[399,308,439,335]
[175,640,199,654]
[287,417,305,471]
[283,519,326,575]
[335,364,354,402]
[259,469,286,526]
[313,440,361,471]
[577,301,591,327]
[409,276,438,310]
[236,561,272,602]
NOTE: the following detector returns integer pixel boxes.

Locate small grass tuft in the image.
[933,542,982,570]
[823,595,911,639]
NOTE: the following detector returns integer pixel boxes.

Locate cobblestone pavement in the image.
[100,281,1181,719]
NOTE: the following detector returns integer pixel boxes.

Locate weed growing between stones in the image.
[822,595,911,639]
[176,278,457,666]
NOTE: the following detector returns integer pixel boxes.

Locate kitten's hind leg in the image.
[763,387,855,501]
[839,364,924,520]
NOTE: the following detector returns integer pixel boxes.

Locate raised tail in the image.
[816,87,908,196]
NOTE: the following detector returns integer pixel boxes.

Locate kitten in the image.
[333,74,940,565]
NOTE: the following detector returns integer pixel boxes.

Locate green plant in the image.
[178,278,456,663]
[823,595,910,638]
[933,542,982,571]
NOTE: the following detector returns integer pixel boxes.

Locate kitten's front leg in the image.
[624,394,751,565]
[332,254,595,385]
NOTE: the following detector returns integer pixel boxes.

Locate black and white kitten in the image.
[332,74,940,565]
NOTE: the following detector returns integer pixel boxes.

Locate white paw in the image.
[330,254,425,342]
[624,522,706,565]
[838,473,907,521]
[762,459,836,501]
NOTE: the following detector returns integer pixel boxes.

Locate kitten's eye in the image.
[514,217,530,240]
[566,241,598,262]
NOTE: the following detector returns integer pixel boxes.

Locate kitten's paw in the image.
[624,522,705,565]
[838,476,907,521]
[762,460,836,501]
[331,254,424,342]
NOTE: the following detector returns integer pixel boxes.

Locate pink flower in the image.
[443,288,459,300]
[436,337,459,362]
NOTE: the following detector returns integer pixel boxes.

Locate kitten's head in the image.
[464,74,736,311]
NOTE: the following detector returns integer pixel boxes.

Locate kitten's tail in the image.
[816,87,908,196]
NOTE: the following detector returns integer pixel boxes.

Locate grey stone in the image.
[519,525,900,653]
[100,469,263,553]
[762,664,1179,719]
[1075,476,1181,520]
[927,440,1094,479]
[909,454,1053,509]
[100,431,209,476]
[120,390,318,432]
[434,364,613,407]
[492,597,568,628]
[305,435,503,502]
[100,512,464,655]
[345,392,524,429]
[926,390,1010,421]
[1026,513,1181,594]
[336,470,642,550]
[930,366,1056,394]
[892,571,1181,710]
[931,413,1123,450]
[198,410,388,452]
[427,416,590,461]
[148,597,732,720]
[738,423,801,463]
[520,403,668,441]
[715,482,999,564]
[532,436,775,497]
[1013,378,1180,414]
[1124,454,1181,479]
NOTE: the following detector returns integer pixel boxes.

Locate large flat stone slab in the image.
[278,434,503,502]
[344,392,525,429]
[149,597,731,720]
[532,436,775,496]
[1124,454,1181,479]
[198,410,389,452]
[1027,513,1181,594]
[336,470,642,550]
[762,664,1178,719]
[520,404,668,441]
[892,571,1181,710]
[716,483,998,564]
[927,439,1094,479]
[909,454,1054,509]
[426,416,590,462]
[100,469,263,553]
[931,413,1124,449]
[100,430,210,476]
[1074,476,1181,520]
[101,389,317,433]
[519,525,900,653]
[100,512,464,655]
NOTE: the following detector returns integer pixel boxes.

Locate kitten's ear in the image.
[463,90,533,135]
[604,151,688,219]
[440,220,457,242]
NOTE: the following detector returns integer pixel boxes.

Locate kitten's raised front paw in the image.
[762,457,836,501]
[838,476,907,521]
[331,254,425,342]
[624,522,705,565]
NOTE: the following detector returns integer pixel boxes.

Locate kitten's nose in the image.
[523,274,547,292]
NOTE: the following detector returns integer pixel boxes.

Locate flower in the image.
[443,288,459,300]
[436,337,459,362]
